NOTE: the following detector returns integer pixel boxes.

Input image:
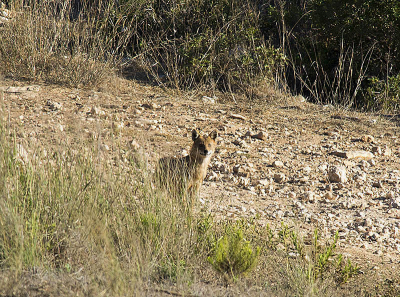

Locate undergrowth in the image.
[0,0,283,95]
[0,125,398,296]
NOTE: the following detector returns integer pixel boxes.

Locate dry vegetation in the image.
[0,0,400,296]
[1,120,398,296]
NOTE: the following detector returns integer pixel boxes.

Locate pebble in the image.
[372,146,382,155]
[303,191,315,202]
[325,192,335,200]
[230,113,247,120]
[272,160,284,168]
[46,99,62,111]
[202,96,216,104]
[372,181,383,188]
[361,135,374,143]
[386,191,395,199]
[129,140,140,151]
[252,131,268,141]
[273,173,286,183]
[383,146,392,156]
[328,166,347,183]
[233,164,241,174]
[90,106,105,117]
[141,102,160,109]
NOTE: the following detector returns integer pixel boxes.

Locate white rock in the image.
[238,176,250,187]
[386,191,395,199]
[258,179,269,186]
[383,146,392,156]
[328,166,347,183]
[272,160,284,168]
[46,99,62,111]
[303,191,315,202]
[100,144,110,151]
[353,172,367,182]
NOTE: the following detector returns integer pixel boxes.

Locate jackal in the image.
[156,129,218,207]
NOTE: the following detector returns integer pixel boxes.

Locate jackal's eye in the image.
[198,144,205,150]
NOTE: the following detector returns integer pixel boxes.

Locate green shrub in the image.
[261,0,400,110]
[208,226,260,282]
[362,74,400,110]
[118,0,285,93]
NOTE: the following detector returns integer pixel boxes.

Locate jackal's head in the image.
[190,129,218,160]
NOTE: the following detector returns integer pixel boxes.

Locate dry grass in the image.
[0,0,120,87]
[0,122,399,296]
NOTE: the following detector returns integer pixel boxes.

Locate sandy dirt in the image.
[1,77,400,280]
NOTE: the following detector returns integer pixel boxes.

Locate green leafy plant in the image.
[337,255,360,283]
[207,226,260,282]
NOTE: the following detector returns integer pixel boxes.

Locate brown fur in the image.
[156,129,218,207]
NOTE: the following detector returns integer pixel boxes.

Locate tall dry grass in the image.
[0,122,397,296]
[0,0,284,95]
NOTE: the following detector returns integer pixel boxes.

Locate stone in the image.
[372,146,382,155]
[328,166,347,183]
[258,179,269,186]
[361,135,375,143]
[303,166,312,174]
[272,160,284,168]
[90,106,105,117]
[372,181,383,188]
[46,99,62,111]
[100,144,110,151]
[129,140,140,150]
[386,191,395,199]
[383,146,392,156]
[233,164,241,174]
[359,160,370,169]
[303,191,315,202]
[325,192,335,200]
[230,113,247,121]
[141,102,160,109]
[273,173,286,183]
[331,150,374,160]
[238,177,250,187]
[208,171,219,181]
[353,172,367,182]
[112,122,124,134]
[252,131,268,141]
[232,139,247,147]
[2,85,39,93]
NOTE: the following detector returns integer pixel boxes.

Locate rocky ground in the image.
[2,78,400,274]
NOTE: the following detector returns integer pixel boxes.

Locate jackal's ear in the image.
[192,129,199,141]
[209,130,218,140]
